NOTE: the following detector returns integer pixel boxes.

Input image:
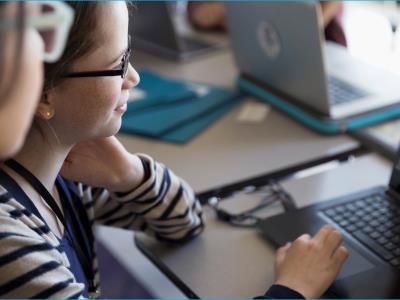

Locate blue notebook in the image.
[160,97,242,144]
[127,70,197,113]
[121,71,244,143]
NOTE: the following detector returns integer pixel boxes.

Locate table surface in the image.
[135,153,392,298]
[118,50,359,193]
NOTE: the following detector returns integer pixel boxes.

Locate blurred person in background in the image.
[188,1,347,46]
[0,2,73,158]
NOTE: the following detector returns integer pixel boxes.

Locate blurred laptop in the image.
[131,2,218,61]
[226,2,400,120]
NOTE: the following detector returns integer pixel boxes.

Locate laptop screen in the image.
[389,147,400,192]
[130,3,180,52]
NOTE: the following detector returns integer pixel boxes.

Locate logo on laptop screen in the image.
[257,21,281,59]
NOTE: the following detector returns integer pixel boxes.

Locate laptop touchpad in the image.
[336,242,375,280]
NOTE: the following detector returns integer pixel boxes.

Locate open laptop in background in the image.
[226,2,400,120]
[130,2,218,61]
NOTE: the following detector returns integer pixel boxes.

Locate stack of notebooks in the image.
[121,70,244,144]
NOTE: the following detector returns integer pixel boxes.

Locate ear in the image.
[36,93,55,120]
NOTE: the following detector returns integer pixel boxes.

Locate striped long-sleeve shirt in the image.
[0,154,204,298]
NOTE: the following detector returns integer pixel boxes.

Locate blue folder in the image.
[121,71,244,143]
[127,70,197,113]
[150,96,242,144]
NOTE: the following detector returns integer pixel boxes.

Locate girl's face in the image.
[48,2,139,145]
[0,2,44,157]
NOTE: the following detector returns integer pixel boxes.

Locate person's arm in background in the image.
[320,2,343,27]
[187,2,225,31]
[187,2,344,32]
[320,1,347,46]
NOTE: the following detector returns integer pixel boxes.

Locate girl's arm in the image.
[61,136,204,242]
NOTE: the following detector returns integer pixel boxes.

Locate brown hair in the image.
[43,2,102,93]
[31,2,103,140]
[36,2,133,140]
[43,1,134,93]
[0,2,25,103]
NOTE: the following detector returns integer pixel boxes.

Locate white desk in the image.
[118,51,359,193]
[135,153,392,298]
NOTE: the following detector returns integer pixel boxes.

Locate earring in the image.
[44,110,54,119]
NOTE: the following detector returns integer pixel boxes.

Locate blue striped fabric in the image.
[0,154,204,298]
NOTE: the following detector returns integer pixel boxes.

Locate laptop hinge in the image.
[386,187,400,201]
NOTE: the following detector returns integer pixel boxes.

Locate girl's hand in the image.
[274,225,348,298]
[61,136,144,192]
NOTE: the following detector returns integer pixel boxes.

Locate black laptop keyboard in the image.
[328,76,369,105]
[322,193,400,268]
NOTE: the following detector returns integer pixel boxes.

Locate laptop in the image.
[258,147,400,297]
[130,2,218,61]
[225,2,400,120]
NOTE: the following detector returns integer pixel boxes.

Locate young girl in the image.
[0,2,347,298]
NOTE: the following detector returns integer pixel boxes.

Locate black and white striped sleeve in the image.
[91,154,204,242]
[0,213,85,298]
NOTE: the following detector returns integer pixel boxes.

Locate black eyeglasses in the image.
[63,36,132,79]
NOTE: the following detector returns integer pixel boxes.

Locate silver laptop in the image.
[226,2,400,120]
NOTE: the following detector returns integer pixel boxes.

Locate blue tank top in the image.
[57,226,89,297]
